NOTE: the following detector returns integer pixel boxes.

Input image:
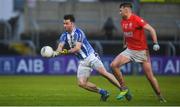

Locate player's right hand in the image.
[153,43,160,51]
[52,49,69,57]
[52,51,60,57]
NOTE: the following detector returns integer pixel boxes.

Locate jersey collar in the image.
[66,27,76,36]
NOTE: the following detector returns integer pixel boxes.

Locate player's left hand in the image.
[59,49,69,55]
[153,43,160,51]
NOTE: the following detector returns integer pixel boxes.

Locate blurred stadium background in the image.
[0,0,180,106]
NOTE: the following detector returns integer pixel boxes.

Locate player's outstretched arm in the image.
[144,24,160,51]
[68,42,82,53]
[52,42,82,57]
[52,43,65,57]
[52,49,69,57]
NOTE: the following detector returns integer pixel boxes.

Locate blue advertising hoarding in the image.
[0,55,179,75]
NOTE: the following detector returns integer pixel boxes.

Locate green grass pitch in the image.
[0,75,179,106]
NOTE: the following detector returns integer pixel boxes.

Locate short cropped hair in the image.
[119,2,132,9]
[64,14,75,22]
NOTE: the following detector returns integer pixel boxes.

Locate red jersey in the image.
[121,14,148,50]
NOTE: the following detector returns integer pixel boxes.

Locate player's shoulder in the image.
[132,14,144,21]
[131,14,139,19]
[75,27,85,36]
[75,28,84,33]
[61,31,68,36]
[59,32,68,39]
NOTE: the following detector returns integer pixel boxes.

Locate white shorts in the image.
[120,48,149,62]
[77,53,104,78]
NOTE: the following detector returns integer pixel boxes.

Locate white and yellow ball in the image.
[40,46,54,57]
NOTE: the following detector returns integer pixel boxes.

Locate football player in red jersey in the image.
[110,2,166,102]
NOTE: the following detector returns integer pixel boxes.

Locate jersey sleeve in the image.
[135,15,147,27]
[76,29,85,42]
[59,33,66,45]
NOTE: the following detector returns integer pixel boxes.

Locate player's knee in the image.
[110,61,118,68]
[78,81,87,88]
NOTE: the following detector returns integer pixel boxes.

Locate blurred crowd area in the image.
[0,0,180,56]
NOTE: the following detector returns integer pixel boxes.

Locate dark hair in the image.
[64,14,75,22]
[119,2,132,8]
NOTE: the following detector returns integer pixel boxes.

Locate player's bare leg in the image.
[78,77,109,101]
[96,66,121,89]
[110,54,132,100]
[78,77,98,93]
[142,61,166,102]
[110,54,130,88]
